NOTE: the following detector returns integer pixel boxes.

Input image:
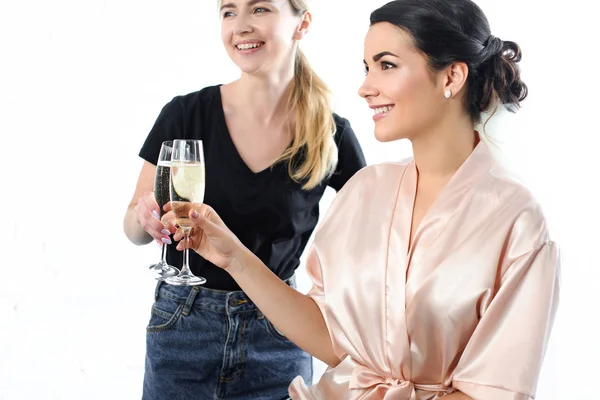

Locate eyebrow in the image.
[373,51,399,61]
[363,51,400,64]
[220,0,273,11]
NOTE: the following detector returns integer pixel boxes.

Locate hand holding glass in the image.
[165,139,207,286]
[147,141,179,279]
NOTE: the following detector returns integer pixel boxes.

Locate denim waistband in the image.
[154,275,296,315]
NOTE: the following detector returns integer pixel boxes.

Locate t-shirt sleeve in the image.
[328,116,367,192]
[138,97,185,165]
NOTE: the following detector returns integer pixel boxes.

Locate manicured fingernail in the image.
[191,210,199,219]
[152,210,161,220]
[161,229,170,235]
[161,237,172,245]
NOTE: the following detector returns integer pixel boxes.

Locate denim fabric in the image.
[143,278,312,400]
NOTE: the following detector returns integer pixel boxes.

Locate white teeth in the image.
[236,43,263,50]
[374,105,393,115]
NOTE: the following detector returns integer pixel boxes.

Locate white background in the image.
[1,0,598,398]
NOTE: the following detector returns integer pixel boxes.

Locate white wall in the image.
[1,0,597,398]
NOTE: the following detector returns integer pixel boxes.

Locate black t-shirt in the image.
[139,85,366,291]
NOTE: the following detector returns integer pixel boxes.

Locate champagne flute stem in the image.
[181,227,192,275]
[160,242,168,263]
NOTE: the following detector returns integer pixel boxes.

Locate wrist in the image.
[227,245,255,277]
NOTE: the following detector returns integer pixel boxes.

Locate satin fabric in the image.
[289,141,560,400]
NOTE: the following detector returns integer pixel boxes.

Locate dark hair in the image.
[371,0,528,124]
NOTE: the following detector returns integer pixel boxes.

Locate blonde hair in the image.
[218,0,338,190]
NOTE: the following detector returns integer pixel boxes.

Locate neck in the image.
[411,113,478,180]
[233,63,296,126]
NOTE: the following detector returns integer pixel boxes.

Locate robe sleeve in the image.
[452,241,560,400]
[305,245,348,360]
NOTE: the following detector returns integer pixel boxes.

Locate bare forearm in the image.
[123,206,153,245]
[229,249,340,367]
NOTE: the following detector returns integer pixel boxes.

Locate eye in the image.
[364,65,369,75]
[254,7,269,13]
[222,11,235,18]
[381,61,396,70]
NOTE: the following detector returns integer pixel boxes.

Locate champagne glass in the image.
[165,139,207,286]
[147,141,180,279]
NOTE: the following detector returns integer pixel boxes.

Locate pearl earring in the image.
[444,89,452,99]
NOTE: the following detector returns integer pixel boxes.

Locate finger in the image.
[173,227,185,242]
[161,211,177,233]
[165,223,177,234]
[141,192,161,221]
[189,208,224,236]
[140,216,166,239]
[160,234,172,245]
[198,204,225,226]
[163,201,172,212]
[147,214,168,237]
[141,208,171,242]
[176,235,196,251]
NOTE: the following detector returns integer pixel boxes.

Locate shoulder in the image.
[482,162,552,253]
[314,161,411,248]
[332,113,350,132]
[326,160,411,214]
[487,162,546,218]
[345,160,411,188]
[330,112,365,157]
[167,85,222,111]
[332,113,354,142]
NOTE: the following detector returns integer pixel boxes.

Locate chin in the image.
[236,62,270,76]
[238,65,259,74]
[374,127,404,143]
[232,59,256,71]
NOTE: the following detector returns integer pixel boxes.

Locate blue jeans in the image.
[142,278,312,400]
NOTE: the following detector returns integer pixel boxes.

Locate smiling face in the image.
[358,22,449,142]
[219,0,310,77]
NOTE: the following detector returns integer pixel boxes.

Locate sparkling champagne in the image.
[155,160,171,216]
[170,162,205,228]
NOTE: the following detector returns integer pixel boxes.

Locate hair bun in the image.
[478,39,528,114]
[481,35,504,61]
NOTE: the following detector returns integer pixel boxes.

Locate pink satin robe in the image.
[289,141,560,400]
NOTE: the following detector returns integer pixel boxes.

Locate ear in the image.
[293,11,312,40]
[442,62,469,99]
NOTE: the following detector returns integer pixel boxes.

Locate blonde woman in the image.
[123,0,366,399]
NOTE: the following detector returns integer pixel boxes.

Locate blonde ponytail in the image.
[278,49,337,190]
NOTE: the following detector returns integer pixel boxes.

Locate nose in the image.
[358,72,378,99]
[233,13,254,35]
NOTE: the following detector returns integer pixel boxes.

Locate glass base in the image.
[165,272,206,286]
[148,261,180,280]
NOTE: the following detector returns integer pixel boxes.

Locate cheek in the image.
[393,77,424,108]
[271,21,298,46]
[395,76,439,122]
[221,27,229,46]
[375,78,439,140]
